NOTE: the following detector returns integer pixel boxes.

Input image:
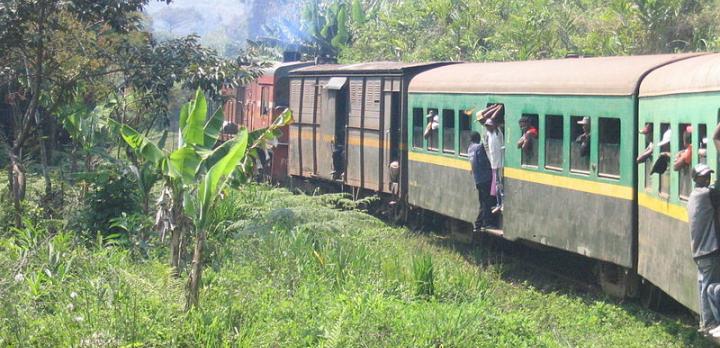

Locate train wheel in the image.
[639,280,663,310]
[595,262,639,299]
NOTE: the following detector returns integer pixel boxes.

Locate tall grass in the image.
[413,254,434,297]
[0,184,711,347]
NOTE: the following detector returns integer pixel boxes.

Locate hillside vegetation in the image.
[0,181,710,346]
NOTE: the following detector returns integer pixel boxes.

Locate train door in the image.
[334,84,348,180]
[344,78,383,191]
[382,85,401,194]
[345,78,364,188]
[317,77,347,180]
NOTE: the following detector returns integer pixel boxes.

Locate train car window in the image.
[544,115,563,171]
[260,86,270,115]
[678,123,692,200]
[459,110,472,156]
[442,109,455,154]
[427,108,439,151]
[659,123,671,196]
[699,124,708,165]
[412,108,424,149]
[570,116,590,174]
[640,122,653,190]
[521,114,539,166]
[598,118,621,178]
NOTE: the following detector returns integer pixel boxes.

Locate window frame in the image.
[458,107,473,157]
[426,108,440,152]
[260,86,270,116]
[520,113,539,168]
[411,107,425,150]
[543,114,564,172]
[597,117,621,180]
[658,122,671,198]
[441,109,456,154]
[678,122,692,201]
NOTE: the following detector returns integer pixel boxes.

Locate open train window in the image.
[260,86,270,115]
[412,108,424,149]
[640,122,653,190]
[570,116,590,174]
[598,118,620,178]
[659,123,671,196]
[442,109,455,154]
[678,123,692,200]
[521,114,539,167]
[699,124,708,165]
[544,115,563,171]
[459,109,472,156]
[427,108,439,151]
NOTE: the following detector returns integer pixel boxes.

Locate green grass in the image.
[0,184,710,347]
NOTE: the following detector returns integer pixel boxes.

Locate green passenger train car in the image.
[405,54,701,284]
[637,54,720,312]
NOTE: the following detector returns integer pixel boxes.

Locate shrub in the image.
[70,165,141,241]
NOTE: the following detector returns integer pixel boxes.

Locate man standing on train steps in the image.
[484,118,504,213]
[687,163,720,334]
[468,131,493,232]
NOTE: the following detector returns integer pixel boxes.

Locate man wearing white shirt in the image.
[484,118,504,213]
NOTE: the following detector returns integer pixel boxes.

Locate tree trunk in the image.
[169,196,184,275]
[186,229,206,310]
[8,150,25,228]
[170,226,182,275]
[36,110,52,212]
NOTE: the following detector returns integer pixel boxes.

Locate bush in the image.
[69,165,141,242]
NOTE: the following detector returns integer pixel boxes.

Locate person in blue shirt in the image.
[468,131,494,232]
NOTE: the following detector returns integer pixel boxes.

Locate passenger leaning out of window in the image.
[673,125,693,171]
[575,117,591,157]
[516,116,537,153]
[483,118,504,214]
[423,110,439,139]
[637,123,653,163]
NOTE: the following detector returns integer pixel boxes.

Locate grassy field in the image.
[0,184,711,347]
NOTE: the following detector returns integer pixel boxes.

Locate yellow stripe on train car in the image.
[407,151,632,200]
[638,192,688,223]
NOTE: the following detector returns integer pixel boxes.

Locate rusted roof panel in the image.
[640,54,720,97]
[263,61,315,77]
[291,61,451,75]
[409,53,705,96]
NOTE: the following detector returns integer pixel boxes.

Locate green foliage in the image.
[70,166,142,240]
[339,0,720,63]
[0,185,710,346]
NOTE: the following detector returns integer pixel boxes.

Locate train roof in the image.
[409,53,705,96]
[290,61,452,75]
[640,54,720,97]
[263,61,315,77]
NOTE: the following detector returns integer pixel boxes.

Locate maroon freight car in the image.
[222,61,313,182]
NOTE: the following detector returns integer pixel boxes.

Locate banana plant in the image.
[113,88,293,309]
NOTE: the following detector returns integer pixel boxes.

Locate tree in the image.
[0,0,267,226]
[116,89,293,308]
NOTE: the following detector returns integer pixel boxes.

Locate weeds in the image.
[0,184,711,347]
[413,254,435,298]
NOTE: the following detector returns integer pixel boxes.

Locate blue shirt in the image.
[468,142,492,184]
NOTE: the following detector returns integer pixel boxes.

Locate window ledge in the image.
[598,173,620,180]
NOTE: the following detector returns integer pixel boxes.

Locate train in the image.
[223,52,720,314]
